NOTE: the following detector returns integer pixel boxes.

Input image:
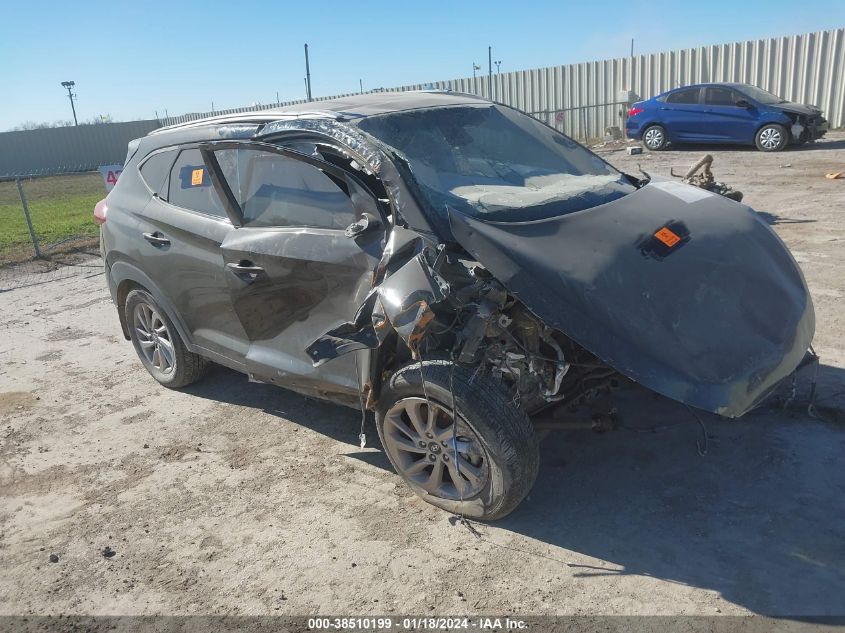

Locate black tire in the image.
[376,360,539,521]
[125,289,209,389]
[642,124,668,151]
[755,123,788,152]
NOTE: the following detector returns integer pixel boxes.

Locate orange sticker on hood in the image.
[654,226,681,247]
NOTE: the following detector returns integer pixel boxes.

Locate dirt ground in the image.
[1,133,844,618]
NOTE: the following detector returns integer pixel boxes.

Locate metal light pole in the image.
[494,60,502,74]
[304,43,313,101]
[488,46,493,100]
[60,81,78,126]
[359,78,363,94]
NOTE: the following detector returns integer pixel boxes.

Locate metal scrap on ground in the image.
[671,154,743,201]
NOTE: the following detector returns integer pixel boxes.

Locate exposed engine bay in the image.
[307,237,619,416]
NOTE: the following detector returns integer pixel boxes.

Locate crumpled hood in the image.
[773,102,823,116]
[448,178,815,417]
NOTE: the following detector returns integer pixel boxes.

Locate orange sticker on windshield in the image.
[191,168,204,186]
[654,226,681,247]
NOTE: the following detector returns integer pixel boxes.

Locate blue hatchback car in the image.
[626,82,828,152]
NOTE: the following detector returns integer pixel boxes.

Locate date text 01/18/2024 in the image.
[307,617,529,630]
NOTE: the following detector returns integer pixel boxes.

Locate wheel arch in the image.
[642,120,667,135]
[755,119,791,139]
[109,261,194,349]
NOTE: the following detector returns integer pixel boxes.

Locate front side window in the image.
[357,105,634,222]
[665,88,700,104]
[167,148,228,218]
[705,87,739,106]
[215,149,355,229]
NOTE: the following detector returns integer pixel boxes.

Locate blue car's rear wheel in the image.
[643,125,667,151]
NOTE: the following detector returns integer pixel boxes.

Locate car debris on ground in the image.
[671,154,743,201]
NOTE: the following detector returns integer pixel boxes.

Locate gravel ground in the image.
[1,133,844,618]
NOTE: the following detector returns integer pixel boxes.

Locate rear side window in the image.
[216,149,355,229]
[139,149,177,199]
[705,87,739,106]
[665,88,700,104]
[168,149,228,218]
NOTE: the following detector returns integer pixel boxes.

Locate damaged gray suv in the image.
[98,91,814,520]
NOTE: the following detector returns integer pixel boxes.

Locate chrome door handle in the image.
[226,261,264,281]
[142,232,170,247]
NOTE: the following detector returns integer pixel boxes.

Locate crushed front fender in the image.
[447,178,815,417]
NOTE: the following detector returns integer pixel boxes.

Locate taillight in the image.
[94,198,108,225]
[627,106,644,117]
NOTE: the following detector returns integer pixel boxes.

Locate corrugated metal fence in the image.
[387,27,845,139]
[0,119,161,178]
[162,27,845,140]
[1,28,842,178]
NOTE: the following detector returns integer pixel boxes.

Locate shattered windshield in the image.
[357,104,635,222]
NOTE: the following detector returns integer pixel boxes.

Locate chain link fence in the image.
[0,170,105,292]
[528,101,631,144]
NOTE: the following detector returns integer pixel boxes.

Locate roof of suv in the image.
[152,91,488,136]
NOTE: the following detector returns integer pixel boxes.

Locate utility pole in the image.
[359,78,363,94]
[304,43,313,101]
[488,46,493,100]
[60,81,78,126]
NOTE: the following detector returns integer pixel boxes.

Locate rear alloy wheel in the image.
[755,124,788,152]
[376,360,539,521]
[125,289,209,388]
[642,125,668,151]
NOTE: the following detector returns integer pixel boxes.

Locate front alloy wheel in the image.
[755,124,788,152]
[382,397,489,500]
[376,360,539,520]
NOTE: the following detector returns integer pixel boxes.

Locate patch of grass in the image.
[0,173,105,263]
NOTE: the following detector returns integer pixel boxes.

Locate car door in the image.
[201,140,387,400]
[658,87,705,141]
[700,86,760,143]
[135,146,250,366]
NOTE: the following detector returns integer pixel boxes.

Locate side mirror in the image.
[345,212,381,238]
[736,99,753,109]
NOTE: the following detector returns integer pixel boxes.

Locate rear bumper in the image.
[625,119,645,140]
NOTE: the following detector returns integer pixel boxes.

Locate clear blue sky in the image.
[1,0,842,130]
